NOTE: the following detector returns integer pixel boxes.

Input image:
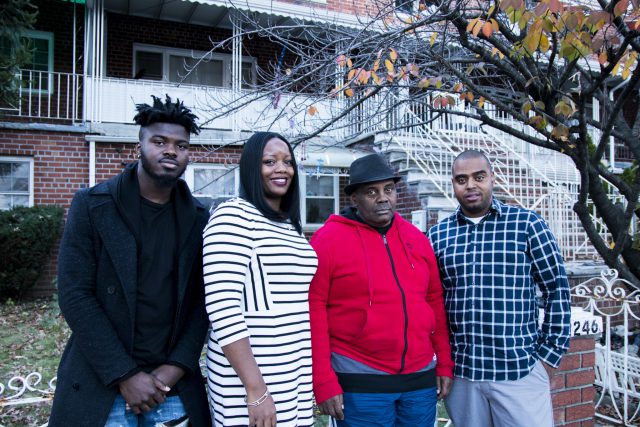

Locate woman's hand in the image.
[247,393,277,427]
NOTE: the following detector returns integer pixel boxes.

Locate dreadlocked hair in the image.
[133,94,200,135]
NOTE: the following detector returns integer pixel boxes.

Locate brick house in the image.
[1,0,404,296]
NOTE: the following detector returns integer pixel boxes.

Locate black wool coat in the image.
[49,173,211,427]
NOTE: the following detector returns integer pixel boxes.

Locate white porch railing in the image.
[0,70,83,122]
[573,269,640,425]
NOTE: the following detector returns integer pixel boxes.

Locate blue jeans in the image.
[336,387,437,427]
[104,394,187,427]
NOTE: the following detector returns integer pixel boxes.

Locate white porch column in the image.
[84,0,105,124]
[231,11,242,133]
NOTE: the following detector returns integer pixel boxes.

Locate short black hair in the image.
[133,94,200,138]
[239,132,302,234]
[452,149,493,174]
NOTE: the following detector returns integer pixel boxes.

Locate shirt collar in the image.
[455,197,503,224]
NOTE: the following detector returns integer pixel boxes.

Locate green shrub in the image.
[0,205,64,300]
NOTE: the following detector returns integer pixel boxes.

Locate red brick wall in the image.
[105,13,292,83]
[550,336,596,426]
[0,129,89,297]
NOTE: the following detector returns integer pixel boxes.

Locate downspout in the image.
[89,140,96,187]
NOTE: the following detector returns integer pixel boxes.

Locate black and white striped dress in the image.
[203,198,318,427]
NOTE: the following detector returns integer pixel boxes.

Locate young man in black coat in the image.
[50,95,211,427]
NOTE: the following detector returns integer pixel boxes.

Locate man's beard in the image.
[139,154,184,188]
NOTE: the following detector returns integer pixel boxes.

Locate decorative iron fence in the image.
[573,269,640,425]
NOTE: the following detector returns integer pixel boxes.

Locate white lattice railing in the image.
[573,269,640,425]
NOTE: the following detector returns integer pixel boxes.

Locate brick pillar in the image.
[550,335,596,426]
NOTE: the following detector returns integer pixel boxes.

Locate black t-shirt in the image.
[132,197,177,367]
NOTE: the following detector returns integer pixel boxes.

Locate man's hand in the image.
[318,394,344,420]
[151,364,185,389]
[119,371,170,414]
[436,376,452,400]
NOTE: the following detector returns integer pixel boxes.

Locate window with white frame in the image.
[183,164,239,211]
[0,157,34,210]
[0,30,54,93]
[301,172,339,227]
[133,44,256,88]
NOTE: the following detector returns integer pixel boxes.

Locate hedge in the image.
[0,205,64,300]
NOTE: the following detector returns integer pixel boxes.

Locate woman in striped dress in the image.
[203,132,318,427]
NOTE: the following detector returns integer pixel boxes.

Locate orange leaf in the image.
[347,58,353,69]
[598,51,608,65]
[482,22,494,37]
[345,88,354,97]
[373,59,380,72]
[389,48,398,62]
[307,106,318,116]
[418,78,430,88]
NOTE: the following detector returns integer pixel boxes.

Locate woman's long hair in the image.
[239,132,302,234]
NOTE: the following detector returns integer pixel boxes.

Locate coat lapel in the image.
[90,199,138,322]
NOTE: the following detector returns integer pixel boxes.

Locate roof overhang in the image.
[87,0,365,30]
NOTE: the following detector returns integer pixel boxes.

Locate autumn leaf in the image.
[472,20,484,37]
[345,88,354,97]
[430,32,437,46]
[307,106,318,116]
[467,17,479,32]
[373,59,380,72]
[347,69,357,81]
[598,51,608,65]
[371,71,381,84]
[482,22,494,37]
[478,96,486,108]
[418,78,430,88]
[385,59,395,73]
[614,0,629,17]
[336,55,347,67]
[390,48,398,62]
[347,58,353,69]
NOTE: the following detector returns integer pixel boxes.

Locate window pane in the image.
[11,195,29,208]
[306,176,334,197]
[135,51,163,80]
[169,55,223,86]
[26,37,50,71]
[0,195,9,210]
[241,63,254,88]
[0,161,30,193]
[306,198,334,224]
[13,162,29,177]
[194,168,235,196]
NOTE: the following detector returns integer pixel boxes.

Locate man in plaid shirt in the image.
[428,150,571,427]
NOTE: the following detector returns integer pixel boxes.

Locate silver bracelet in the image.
[245,389,269,407]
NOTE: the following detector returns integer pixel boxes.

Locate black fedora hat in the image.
[345,153,401,195]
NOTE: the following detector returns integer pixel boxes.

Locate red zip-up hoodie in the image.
[309,212,453,404]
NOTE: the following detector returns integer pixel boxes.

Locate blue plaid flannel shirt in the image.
[428,198,571,381]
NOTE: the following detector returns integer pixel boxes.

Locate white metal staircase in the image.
[366,95,610,261]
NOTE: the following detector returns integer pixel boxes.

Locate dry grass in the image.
[0,298,69,427]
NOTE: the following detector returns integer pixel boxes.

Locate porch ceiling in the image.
[97,0,362,29]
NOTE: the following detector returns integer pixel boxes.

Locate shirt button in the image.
[107,286,115,294]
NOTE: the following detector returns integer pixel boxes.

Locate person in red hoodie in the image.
[309,153,454,427]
